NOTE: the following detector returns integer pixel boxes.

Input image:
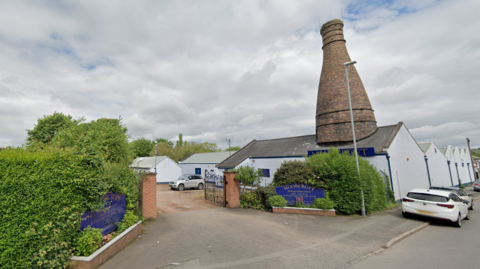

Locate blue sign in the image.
[308,147,375,157]
[80,193,126,235]
[275,184,325,206]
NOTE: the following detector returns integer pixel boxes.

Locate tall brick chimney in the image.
[316,19,377,145]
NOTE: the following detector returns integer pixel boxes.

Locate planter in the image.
[272,207,336,216]
[67,221,142,269]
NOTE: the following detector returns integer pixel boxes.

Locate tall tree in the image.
[155,138,173,147]
[175,133,184,148]
[26,112,82,145]
[50,117,133,164]
[130,138,155,158]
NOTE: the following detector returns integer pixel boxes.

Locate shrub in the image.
[306,148,388,215]
[0,147,141,268]
[116,210,142,234]
[232,164,263,188]
[273,160,319,186]
[255,186,277,207]
[75,227,103,256]
[268,195,288,207]
[312,198,335,211]
[240,191,263,209]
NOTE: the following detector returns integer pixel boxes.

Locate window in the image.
[407,192,448,202]
[195,168,201,175]
[260,169,270,178]
[450,194,461,202]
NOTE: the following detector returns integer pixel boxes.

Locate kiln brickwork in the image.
[316,19,377,144]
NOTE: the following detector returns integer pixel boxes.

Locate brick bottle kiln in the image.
[316,19,377,145]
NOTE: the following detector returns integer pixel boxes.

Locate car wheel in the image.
[178,184,184,191]
[453,213,462,228]
[402,211,409,218]
[198,183,204,190]
[465,211,471,220]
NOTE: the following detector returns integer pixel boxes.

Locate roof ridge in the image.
[256,134,315,142]
[217,139,257,167]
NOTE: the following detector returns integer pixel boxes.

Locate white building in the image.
[418,142,451,187]
[129,156,182,184]
[179,151,236,178]
[219,122,432,199]
[439,146,476,187]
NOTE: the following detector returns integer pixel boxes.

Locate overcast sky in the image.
[1,0,479,150]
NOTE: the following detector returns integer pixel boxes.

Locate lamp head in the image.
[344,61,357,66]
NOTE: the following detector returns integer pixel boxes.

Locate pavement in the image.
[99,186,479,269]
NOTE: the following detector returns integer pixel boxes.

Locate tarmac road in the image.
[99,186,479,269]
[349,195,480,268]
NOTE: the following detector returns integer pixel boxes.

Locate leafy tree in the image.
[175,133,184,148]
[155,140,221,161]
[50,117,133,164]
[155,138,173,147]
[232,164,263,194]
[26,112,82,145]
[130,138,155,158]
[225,146,241,151]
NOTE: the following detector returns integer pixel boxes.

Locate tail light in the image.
[436,203,454,209]
[402,198,414,202]
[475,183,480,186]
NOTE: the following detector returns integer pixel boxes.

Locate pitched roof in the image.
[180,151,237,164]
[418,142,433,154]
[129,156,168,169]
[218,122,403,168]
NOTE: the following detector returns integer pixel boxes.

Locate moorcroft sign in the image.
[275,184,325,206]
[80,193,126,235]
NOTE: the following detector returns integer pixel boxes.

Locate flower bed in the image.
[67,221,142,269]
[272,207,336,216]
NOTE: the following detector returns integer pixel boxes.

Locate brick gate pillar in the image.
[223,171,239,209]
[142,172,157,220]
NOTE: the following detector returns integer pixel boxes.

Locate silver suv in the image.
[169,174,204,191]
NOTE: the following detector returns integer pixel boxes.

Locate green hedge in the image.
[272,160,316,186]
[306,148,388,215]
[0,148,140,268]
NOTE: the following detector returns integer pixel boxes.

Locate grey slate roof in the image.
[180,151,237,164]
[129,156,168,169]
[418,142,433,154]
[218,122,403,168]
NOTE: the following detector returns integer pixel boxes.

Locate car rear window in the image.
[406,192,448,202]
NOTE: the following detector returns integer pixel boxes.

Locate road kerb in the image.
[382,222,429,249]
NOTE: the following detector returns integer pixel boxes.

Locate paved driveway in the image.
[100,206,425,269]
[156,184,219,215]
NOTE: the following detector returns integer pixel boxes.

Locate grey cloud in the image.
[1,0,479,152]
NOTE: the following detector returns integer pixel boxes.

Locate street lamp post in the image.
[344,60,366,217]
[226,138,231,156]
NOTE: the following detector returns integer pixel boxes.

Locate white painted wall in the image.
[443,146,458,186]
[452,147,465,186]
[387,125,429,200]
[460,149,475,184]
[178,163,221,178]
[424,144,451,187]
[149,158,182,183]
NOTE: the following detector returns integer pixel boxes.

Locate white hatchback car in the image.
[402,188,470,227]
